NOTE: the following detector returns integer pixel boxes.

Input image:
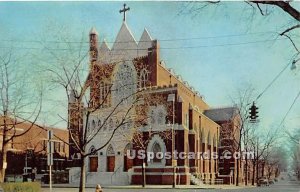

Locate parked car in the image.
[258,178,269,186]
[268,179,274,184]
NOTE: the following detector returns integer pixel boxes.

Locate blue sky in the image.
[0,1,299,137]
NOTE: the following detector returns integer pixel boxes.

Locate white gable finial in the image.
[101,39,110,51]
[89,27,98,35]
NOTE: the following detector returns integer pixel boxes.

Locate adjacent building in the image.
[0,116,69,182]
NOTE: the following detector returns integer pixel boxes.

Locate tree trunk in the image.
[245,153,248,185]
[0,147,7,183]
[252,162,255,185]
[0,115,8,183]
[236,159,239,186]
[79,156,86,192]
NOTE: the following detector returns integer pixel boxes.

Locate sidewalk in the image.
[42,183,256,190]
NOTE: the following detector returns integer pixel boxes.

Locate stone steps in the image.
[190,174,203,186]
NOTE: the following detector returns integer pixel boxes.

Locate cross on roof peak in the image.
[119,3,130,22]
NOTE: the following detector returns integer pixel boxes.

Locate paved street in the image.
[41,181,300,192]
[42,173,300,192]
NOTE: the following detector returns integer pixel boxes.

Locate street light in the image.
[167,93,176,188]
[291,59,300,72]
[291,61,297,70]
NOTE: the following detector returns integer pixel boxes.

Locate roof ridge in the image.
[207,106,237,110]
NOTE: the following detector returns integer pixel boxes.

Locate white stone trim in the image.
[132,172,190,176]
[146,134,167,167]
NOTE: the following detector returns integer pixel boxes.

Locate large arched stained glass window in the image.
[112,61,137,106]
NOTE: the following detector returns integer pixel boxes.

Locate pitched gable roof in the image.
[99,39,111,64]
[204,107,239,122]
[112,21,137,50]
[138,28,153,56]
[110,22,138,63]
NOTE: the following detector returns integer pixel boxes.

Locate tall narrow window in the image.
[100,81,111,107]
[89,146,98,172]
[157,110,164,124]
[185,113,189,127]
[98,119,102,131]
[139,69,148,88]
[150,110,155,124]
[123,143,133,171]
[91,120,96,132]
[106,144,115,172]
[109,119,114,131]
[152,142,162,163]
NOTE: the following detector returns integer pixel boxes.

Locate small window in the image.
[152,142,162,163]
[98,119,102,130]
[157,110,164,124]
[43,140,47,150]
[109,119,114,131]
[54,142,60,152]
[185,114,188,126]
[92,120,96,131]
[150,110,155,124]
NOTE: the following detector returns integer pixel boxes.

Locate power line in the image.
[255,61,291,101]
[0,37,288,51]
[0,31,277,44]
[160,38,286,49]
[277,88,300,129]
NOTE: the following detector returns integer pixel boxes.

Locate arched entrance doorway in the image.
[89,146,98,172]
[106,144,115,172]
[123,143,133,171]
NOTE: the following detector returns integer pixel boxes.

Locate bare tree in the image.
[229,85,278,185]
[228,85,256,186]
[287,127,300,180]
[262,146,286,179]
[179,1,300,66]
[0,48,42,182]
[36,26,163,191]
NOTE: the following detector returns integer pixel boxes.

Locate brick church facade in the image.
[68,14,242,186]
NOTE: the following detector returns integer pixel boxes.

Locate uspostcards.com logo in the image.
[126,150,255,162]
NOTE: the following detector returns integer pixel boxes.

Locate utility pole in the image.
[168,93,176,188]
[256,137,259,186]
[47,130,54,192]
[142,161,146,187]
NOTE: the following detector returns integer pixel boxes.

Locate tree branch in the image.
[250,1,300,21]
[279,24,300,36]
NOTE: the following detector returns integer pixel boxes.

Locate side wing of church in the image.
[68,15,242,186]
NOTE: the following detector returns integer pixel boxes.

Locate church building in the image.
[68,5,241,186]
